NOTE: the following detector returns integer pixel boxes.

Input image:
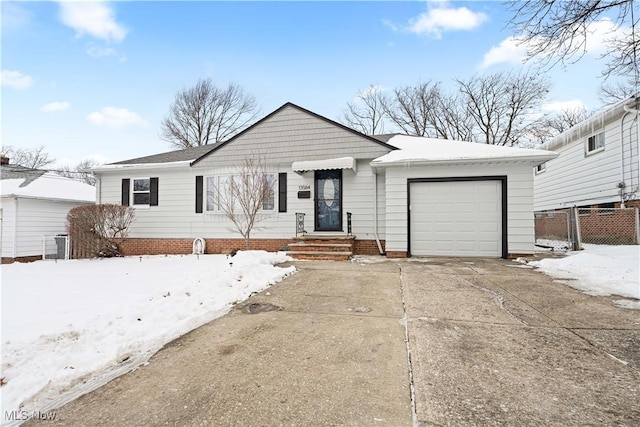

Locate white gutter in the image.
[1,194,94,204]
[88,160,192,172]
[370,153,558,168]
[620,102,640,208]
[372,168,384,255]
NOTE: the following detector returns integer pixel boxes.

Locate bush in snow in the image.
[67,204,135,258]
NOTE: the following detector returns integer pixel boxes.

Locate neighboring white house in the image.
[1,163,96,263]
[90,103,556,259]
[534,93,640,211]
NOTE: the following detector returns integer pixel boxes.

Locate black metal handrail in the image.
[347,212,352,235]
[295,212,306,236]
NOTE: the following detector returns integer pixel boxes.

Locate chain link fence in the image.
[42,234,70,260]
[535,206,640,250]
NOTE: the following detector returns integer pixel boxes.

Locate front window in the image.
[206,174,276,212]
[586,131,605,154]
[132,178,150,205]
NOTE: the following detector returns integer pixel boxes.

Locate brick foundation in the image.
[1,255,42,264]
[353,239,386,255]
[117,238,387,257]
[118,238,292,256]
[386,251,408,258]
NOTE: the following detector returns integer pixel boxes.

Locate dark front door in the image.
[315,170,342,231]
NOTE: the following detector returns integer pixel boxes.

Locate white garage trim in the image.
[407,176,508,258]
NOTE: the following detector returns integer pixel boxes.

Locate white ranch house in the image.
[91,103,556,259]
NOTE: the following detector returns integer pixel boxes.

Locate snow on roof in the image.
[372,135,558,166]
[1,170,96,202]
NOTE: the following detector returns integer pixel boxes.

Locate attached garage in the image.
[408,178,506,257]
[372,136,557,259]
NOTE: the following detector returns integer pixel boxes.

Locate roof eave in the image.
[90,160,192,173]
[370,153,558,168]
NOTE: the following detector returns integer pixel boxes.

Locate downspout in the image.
[12,197,18,258]
[372,168,384,255]
[95,173,102,204]
[621,102,640,208]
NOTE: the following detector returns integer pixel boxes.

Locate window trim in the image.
[585,131,605,155]
[205,173,277,213]
[131,177,152,208]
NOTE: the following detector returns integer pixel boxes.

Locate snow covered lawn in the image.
[528,245,639,307]
[1,251,294,421]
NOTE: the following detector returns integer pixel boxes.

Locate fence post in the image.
[635,207,640,245]
[572,206,583,251]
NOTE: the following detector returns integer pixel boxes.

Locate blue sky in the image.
[1,1,626,167]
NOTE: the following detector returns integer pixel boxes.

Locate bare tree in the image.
[379,81,475,140]
[1,145,55,168]
[160,79,259,150]
[383,81,441,137]
[57,159,101,186]
[599,80,637,104]
[427,91,476,141]
[527,106,592,145]
[506,0,639,82]
[214,156,276,250]
[340,85,387,134]
[456,70,550,146]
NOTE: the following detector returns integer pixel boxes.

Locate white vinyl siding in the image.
[96,160,386,241]
[1,197,88,258]
[534,115,639,211]
[384,162,535,256]
[195,105,391,168]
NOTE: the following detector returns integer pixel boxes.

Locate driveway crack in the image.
[398,265,419,427]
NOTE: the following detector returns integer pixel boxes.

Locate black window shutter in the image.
[195,176,203,213]
[121,179,130,206]
[278,173,287,213]
[150,177,159,206]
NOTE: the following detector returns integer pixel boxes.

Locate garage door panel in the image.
[410,180,502,257]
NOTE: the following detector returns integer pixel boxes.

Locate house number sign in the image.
[299,185,311,190]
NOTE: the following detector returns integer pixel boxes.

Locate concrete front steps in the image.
[287,235,356,261]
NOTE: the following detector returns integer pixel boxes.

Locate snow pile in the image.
[529,245,639,303]
[372,135,557,164]
[1,251,294,420]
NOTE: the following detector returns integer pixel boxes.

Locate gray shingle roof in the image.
[0,164,47,187]
[109,143,220,165]
[370,133,402,143]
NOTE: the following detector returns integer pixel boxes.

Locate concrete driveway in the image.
[27,257,639,426]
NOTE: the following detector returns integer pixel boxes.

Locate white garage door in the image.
[410,180,502,257]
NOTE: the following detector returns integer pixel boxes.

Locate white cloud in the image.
[542,99,585,113]
[87,107,147,128]
[481,18,629,69]
[480,36,527,68]
[41,102,70,112]
[406,2,487,38]
[583,18,627,55]
[58,1,127,43]
[0,70,33,90]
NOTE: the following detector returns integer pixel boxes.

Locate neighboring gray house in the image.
[534,93,639,211]
[90,103,556,259]
[1,162,96,263]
